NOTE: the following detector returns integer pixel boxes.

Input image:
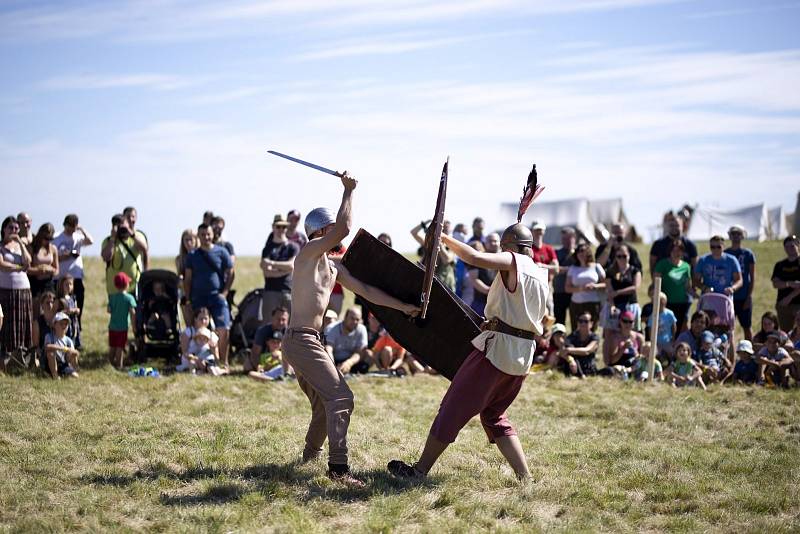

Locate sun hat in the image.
[701,330,715,344]
[736,340,754,354]
[552,323,567,335]
[194,327,212,340]
[272,214,289,227]
[53,311,70,324]
[325,309,339,320]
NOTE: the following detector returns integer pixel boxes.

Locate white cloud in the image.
[39,73,196,91]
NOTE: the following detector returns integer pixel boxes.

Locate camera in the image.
[117,225,131,239]
[71,250,79,258]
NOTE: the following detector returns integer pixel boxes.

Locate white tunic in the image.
[471,252,549,376]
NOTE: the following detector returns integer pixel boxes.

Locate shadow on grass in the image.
[82,462,436,505]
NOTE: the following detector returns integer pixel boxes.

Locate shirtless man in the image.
[282,173,419,486]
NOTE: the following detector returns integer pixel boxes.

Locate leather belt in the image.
[481,317,536,340]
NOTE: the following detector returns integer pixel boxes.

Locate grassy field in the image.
[1,241,799,532]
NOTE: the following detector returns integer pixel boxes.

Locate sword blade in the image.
[267,150,343,177]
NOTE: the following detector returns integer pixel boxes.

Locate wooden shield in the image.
[341,229,481,380]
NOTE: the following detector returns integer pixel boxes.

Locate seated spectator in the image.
[605,310,645,373]
[596,223,642,271]
[752,311,790,351]
[694,236,742,298]
[323,309,339,331]
[630,351,664,382]
[324,306,369,374]
[286,210,308,248]
[771,234,800,332]
[179,307,218,359]
[36,290,58,352]
[245,306,289,372]
[695,330,730,383]
[53,213,93,334]
[756,331,794,387]
[675,310,710,357]
[370,331,407,372]
[101,214,146,298]
[561,312,600,377]
[565,243,605,331]
[179,327,223,375]
[185,223,234,367]
[176,228,198,325]
[327,242,347,315]
[468,234,499,316]
[670,342,706,390]
[44,311,79,379]
[411,220,456,292]
[107,272,136,369]
[27,223,59,312]
[723,340,759,385]
[545,323,567,370]
[653,240,694,333]
[249,330,291,381]
[0,216,33,370]
[604,244,642,330]
[649,212,698,276]
[646,292,677,366]
[261,214,298,321]
[725,225,756,340]
[56,275,81,349]
[123,206,149,270]
[532,316,554,365]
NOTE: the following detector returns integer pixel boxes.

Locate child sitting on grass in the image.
[544,323,567,371]
[249,330,291,381]
[57,275,81,348]
[107,272,136,369]
[695,330,730,383]
[670,341,706,390]
[722,340,759,385]
[179,326,223,375]
[756,331,794,387]
[630,350,663,382]
[44,311,79,379]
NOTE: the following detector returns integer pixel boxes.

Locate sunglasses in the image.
[710,245,722,250]
[577,318,591,323]
[620,319,633,324]
[616,255,628,259]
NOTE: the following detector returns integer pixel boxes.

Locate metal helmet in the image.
[304,207,336,238]
[500,223,533,249]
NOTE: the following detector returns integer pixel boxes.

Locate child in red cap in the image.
[107,272,136,368]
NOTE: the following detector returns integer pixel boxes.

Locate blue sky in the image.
[1,0,799,255]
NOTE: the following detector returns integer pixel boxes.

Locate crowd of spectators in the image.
[1,206,799,390]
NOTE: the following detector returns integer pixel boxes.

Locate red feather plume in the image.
[516,164,545,223]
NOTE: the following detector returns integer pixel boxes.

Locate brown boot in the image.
[327,463,366,488]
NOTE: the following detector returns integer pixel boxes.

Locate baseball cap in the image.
[272,214,289,227]
[701,330,715,343]
[736,340,754,354]
[324,309,339,320]
[552,323,567,335]
[53,311,70,324]
[269,330,284,341]
[531,221,546,232]
[113,272,131,290]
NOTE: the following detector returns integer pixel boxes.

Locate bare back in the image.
[289,246,338,331]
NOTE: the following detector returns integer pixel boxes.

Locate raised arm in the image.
[440,233,514,270]
[78,226,94,247]
[334,261,419,316]
[302,174,357,258]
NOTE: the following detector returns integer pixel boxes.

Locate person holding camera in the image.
[53,214,93,331]
[101,214,147,298]
[596,223,642,271]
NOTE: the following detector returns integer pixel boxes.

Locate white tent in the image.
[499,198,601,245]
[686,203,770,242]
[768,206,788,240]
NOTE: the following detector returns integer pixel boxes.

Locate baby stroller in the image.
[697,292,735,360]
[229,288,266,363]
[130,269,181,363]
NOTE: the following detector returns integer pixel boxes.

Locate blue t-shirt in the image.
[695,253,741,293]
[186,246,233,301]
[724,247,755,301]
[648,308,677,345]
[733,359,758,383]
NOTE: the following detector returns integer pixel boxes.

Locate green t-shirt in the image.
[102,234,144,295]
[654,258,691,304]
[633,358,662,378]
[108,292,137,331]
[673,359,695,377]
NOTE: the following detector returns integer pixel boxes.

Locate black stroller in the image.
[229,288,266,363]
[131,269,181,363]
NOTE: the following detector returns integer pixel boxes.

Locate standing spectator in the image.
[324,306,370,375]
[123,206,149,271]
[202,211,215,226]
[468,233,499,316]
[530,222,558,315]
[245,306,289,372]
[16,212,32,247]
[101,214,146,298]
[562,312,601,377]
[185,223,234,367]
[44,311,79,379]
[605,244,642,329]
[107,272,136,369]
[53,214,93,332]
[411,220,456,292]
[553,227,577,327]
[596,223,642,271]
[468,217,485,245]
[327,243,347,315]
[565,243,605,331]
[286,210,308,248]
[771,234,800,332]
[0,216,32,370]
[211,216,236,264]
[261,214,299,321]
[653,240,694,333]
[452,223,468,243]
[693,235,742,297]
[176,229,198,326]
[27,223,59,317]
[649,212,698,277]
[725,225,756,340]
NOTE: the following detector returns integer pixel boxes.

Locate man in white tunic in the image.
[388,223,549,480]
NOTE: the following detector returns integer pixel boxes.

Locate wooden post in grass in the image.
[647,276,663,382]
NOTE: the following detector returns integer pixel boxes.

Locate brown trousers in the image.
[282,327,354,466]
